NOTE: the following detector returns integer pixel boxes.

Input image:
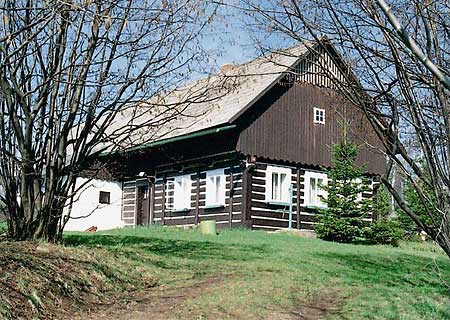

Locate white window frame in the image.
[173,174,191,210]
[205,169,226,207]
[266,166,292,204]
[304,171,327,207]
[313,107,325,125]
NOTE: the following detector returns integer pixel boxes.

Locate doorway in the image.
[136,185,150,226]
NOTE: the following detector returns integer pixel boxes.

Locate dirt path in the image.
[268,291,345,320]
[71,276,343,320]
[72,276,224,320]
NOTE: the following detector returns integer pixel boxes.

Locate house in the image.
[64,40,385,232]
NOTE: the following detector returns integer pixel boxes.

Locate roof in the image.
[96,40,319,154]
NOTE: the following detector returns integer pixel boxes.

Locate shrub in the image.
[364,219,404,246]
[315,140,371,243]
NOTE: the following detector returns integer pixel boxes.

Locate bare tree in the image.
[240,0,450,258]
[0,0,224,241]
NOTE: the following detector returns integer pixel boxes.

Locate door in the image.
[136,185,150,226]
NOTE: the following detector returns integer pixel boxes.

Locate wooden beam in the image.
[228,163,234,228]
[161,176,166,225]
[242,164,252,228]
[296,168,301,230]
[149,179,155,226]
[195,170,200,225]
[134,183,139,228]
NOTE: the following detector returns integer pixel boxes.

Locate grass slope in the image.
[60,227,450,320]
[0,240,158,319]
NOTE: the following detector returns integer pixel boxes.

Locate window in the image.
[304,171,327,207]
[313,107,325,124]
[206,169,226,207]
[99,191,110,204]
[173,175,191,210]
[266,166,291,203]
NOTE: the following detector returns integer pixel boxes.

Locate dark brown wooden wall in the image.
[248,162,378,231]
[236,83,385,175]
[149,163,245,229]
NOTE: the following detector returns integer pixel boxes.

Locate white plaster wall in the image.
[64,178,125,231]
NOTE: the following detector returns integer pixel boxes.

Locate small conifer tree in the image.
[315,133,372,243]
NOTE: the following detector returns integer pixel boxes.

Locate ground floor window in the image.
[266,166,291,203]
[172,174,192,210]
[206,169,226,207]
[304,171,327,207]
[99,191,110,204]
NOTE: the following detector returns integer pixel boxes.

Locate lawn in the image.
[61,227,450,319]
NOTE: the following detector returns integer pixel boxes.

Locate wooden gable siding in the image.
[288,45,348,89]
[236,82,385,175]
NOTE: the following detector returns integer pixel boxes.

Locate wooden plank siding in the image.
[235,82,385,175]
[249,162,300,231]
[115,45,385,231]
[122,160,380,231]
[287,45,348,89]
[246,162,380,232]
[148,163,245,229]
[121,181,136,226]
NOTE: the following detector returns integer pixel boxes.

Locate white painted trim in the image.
[266,165,292,203]
[170,174,192,210]
[303,171,327,207]
[251,207,298,213]
[165,215,196,220]
[205,168,226,207]
[313,107,325,125]
[251,215,290,222]
[252,225,290,230]
[200,212,229,217]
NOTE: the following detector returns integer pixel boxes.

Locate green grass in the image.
[64,227,450,319]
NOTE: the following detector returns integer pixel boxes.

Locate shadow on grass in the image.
[64,234,269,263]
[317,251,450,294]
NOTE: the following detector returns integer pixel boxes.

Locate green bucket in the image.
[199,220,217,235]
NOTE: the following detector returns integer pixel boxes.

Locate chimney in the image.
[220,63,235,75]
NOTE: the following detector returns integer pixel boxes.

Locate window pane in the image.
[183,179,190,207]
[280,173,286,201]
[310,178,317,204]
[99,191,110,204]
[317,178,323,188]
[272,172,279,200]
[215,176,220,203]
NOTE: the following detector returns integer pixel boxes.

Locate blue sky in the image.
[201,2,300,70]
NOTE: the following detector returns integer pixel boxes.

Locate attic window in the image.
[313,107,325,125]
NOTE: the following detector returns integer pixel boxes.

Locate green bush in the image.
[364,219,404,246]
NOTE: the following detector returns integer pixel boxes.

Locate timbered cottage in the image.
[65,40,385,232]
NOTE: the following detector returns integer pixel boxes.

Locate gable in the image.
[235,82,385,175]
[286,43,350,89]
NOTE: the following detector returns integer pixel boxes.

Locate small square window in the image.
[313,107,325,124]
[99,191,110,204]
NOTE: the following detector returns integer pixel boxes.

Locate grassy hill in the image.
[1,227,449,319]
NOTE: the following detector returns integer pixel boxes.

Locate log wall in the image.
[121,160,379,231]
